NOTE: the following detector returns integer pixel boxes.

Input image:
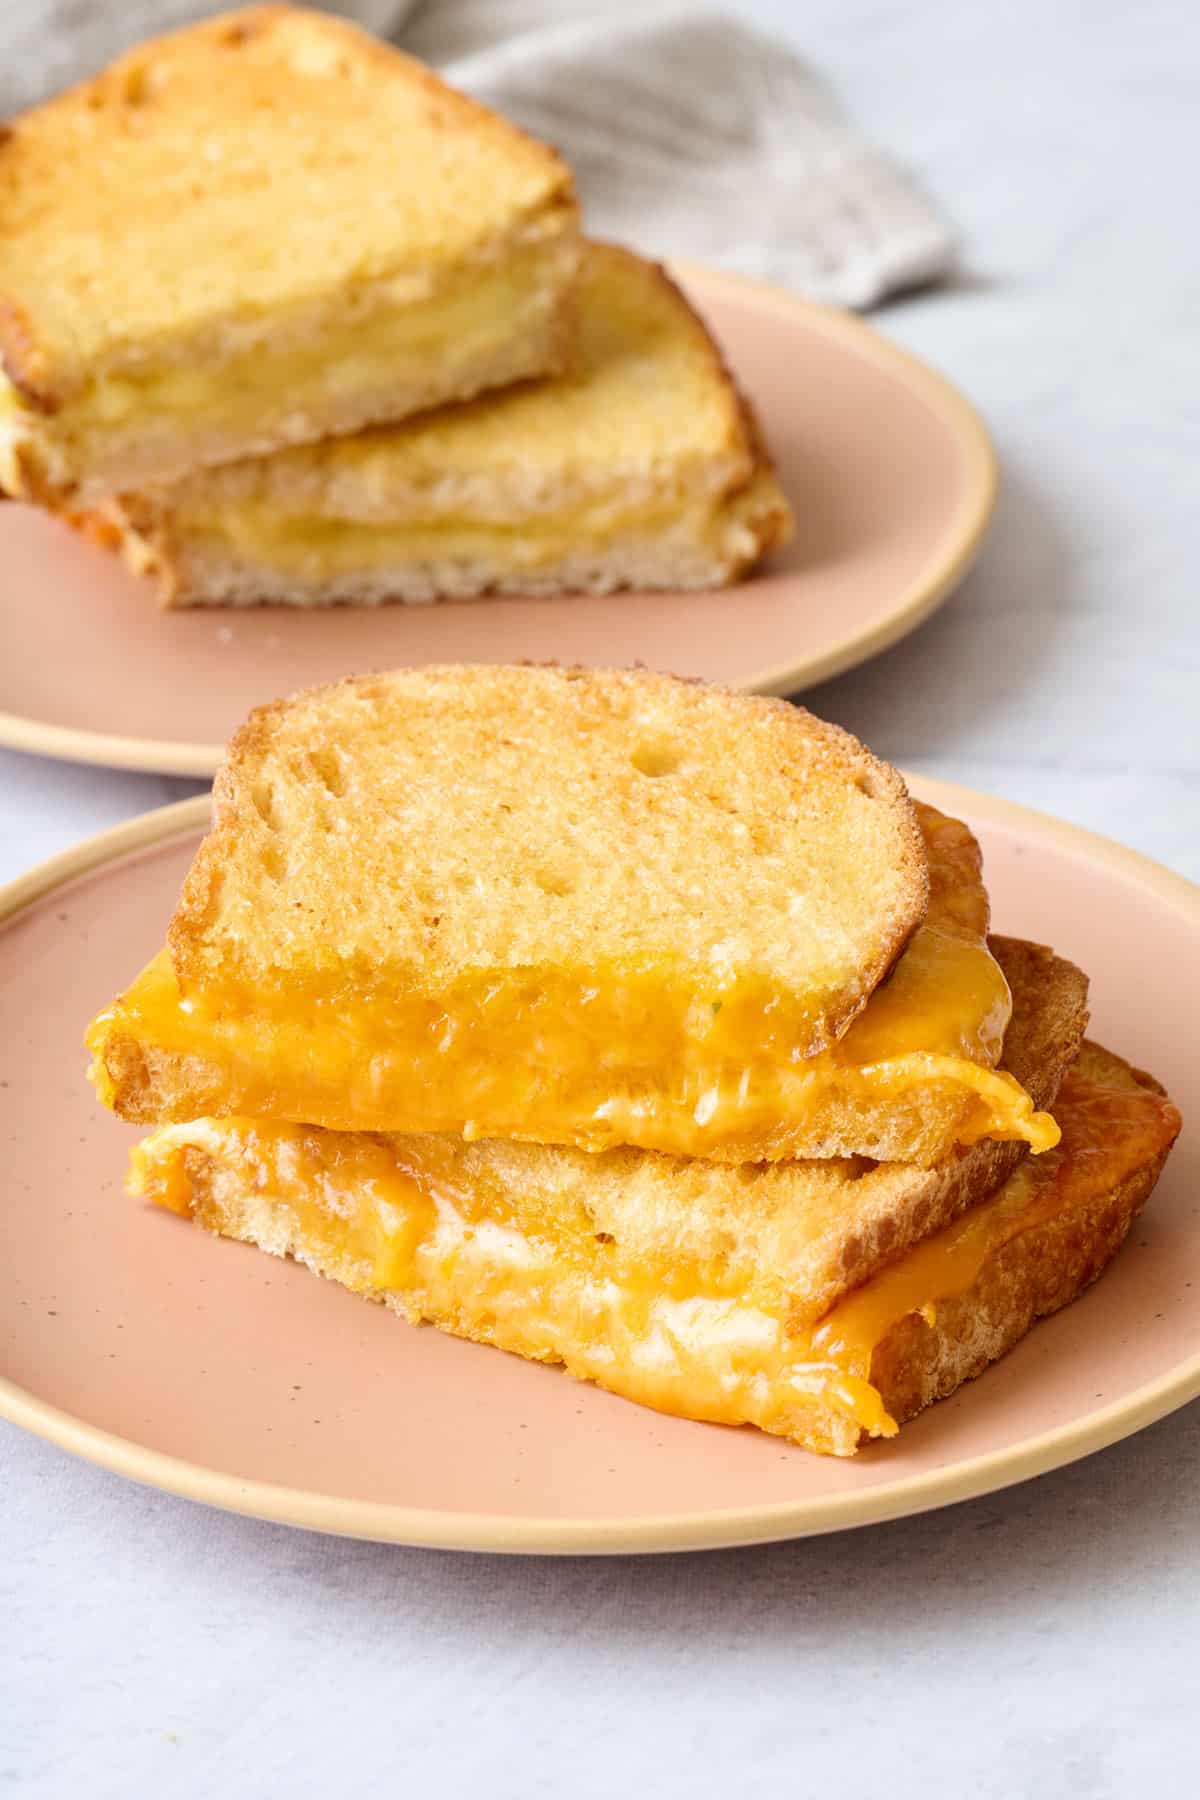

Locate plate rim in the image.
[0,264,998,778]
[2,783,1197,1550]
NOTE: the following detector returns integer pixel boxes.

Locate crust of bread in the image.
[0,295,54,410]
[869,1041,1181,1436]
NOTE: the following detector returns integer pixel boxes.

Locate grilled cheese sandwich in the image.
[0,6,580,502]
[79,244,791,606]
[83,669,1180,1458]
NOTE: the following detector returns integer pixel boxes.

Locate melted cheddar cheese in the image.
[130,1060,1177,1453]
[88,804,1057,1163]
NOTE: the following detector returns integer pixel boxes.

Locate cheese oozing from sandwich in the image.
[88,804,1059,1163]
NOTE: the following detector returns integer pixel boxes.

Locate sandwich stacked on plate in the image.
[86,666,1181,1455]
[0,5,791,607]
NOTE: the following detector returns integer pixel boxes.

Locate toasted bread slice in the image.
[86,674,1062,1161]
[133,1014,1165,1462]
[76,243,791,606]
[0,5,579,503]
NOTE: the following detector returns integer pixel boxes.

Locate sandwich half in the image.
[0,5,580,503]
[132,979,1177,1457]
[77,243,792,605]
[87,666,1060,1165]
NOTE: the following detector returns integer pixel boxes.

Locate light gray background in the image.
[3,2,1198,1794]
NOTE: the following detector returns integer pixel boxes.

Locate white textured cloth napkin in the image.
[0,0,952,308]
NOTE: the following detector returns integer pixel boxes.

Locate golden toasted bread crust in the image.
[782,936,1090,1317]
[62,498,173,593]
[870,1040,1181,1433]
[606,246,754,473]
[591,247,789,535]
[981,938,1090,1107]
[0,295,54,409]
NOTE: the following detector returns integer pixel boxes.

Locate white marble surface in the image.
[3,2,1199,1795]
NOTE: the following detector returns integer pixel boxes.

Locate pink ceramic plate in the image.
[0,779,1196,1553]
[0,266,995,777]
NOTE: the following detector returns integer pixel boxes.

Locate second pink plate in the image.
[0,265,995,776]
